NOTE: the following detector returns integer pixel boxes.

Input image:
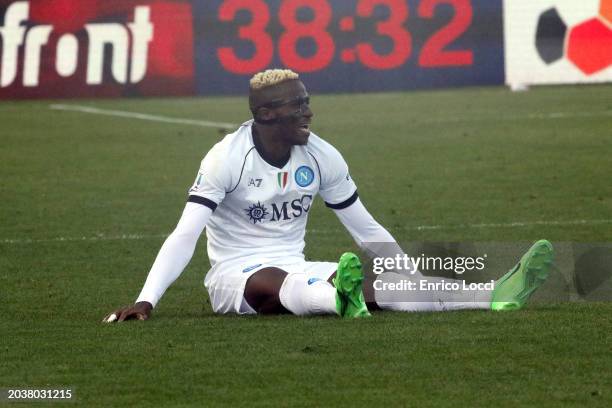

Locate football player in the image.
[104,69,553,322]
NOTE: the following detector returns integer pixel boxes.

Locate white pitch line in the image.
[404,219,612,231]
[2,219,611,245]
[420,110,612,124]
[526,111,612,120]
[0,233,169,245]
[49,104,611,128]
[49,104,237,130]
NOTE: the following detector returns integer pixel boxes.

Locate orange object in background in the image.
[601,0,612,24]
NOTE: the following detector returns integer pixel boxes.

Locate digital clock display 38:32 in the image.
[192,0,504,94]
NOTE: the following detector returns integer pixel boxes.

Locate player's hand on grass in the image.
[103,301,152,323]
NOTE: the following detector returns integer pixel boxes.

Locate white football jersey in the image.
[188,120,357,267]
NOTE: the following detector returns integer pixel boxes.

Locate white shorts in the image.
[204,258,338,315]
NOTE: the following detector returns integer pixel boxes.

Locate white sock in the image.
[374,272,492,312]
[278,273,338,316]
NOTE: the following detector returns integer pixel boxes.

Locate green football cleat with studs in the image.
[491,240,554,311]
[333,252,371,318]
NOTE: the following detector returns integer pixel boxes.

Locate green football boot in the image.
[333,252,371,318]
[491,240,554,311]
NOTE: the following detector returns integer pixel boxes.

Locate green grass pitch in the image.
[1,85,611,406]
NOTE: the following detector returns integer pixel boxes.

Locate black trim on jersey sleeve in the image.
[325,191,359,210]
[187,195,218,211]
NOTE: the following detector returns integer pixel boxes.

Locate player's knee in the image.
[244,267,288,313]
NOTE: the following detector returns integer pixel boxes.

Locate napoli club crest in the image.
[295,166,314,187]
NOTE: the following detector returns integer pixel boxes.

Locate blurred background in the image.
[1,0,610,98]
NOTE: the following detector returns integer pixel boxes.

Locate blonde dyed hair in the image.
[249,69,299,90]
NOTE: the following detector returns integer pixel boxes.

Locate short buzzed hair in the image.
[249,69,299,90]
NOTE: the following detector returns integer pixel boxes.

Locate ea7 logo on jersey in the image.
[248,178,262,187]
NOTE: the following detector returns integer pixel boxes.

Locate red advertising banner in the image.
[0,0,195,98]
[1,0,504,99]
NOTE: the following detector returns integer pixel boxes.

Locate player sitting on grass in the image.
[104,69,554,322]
